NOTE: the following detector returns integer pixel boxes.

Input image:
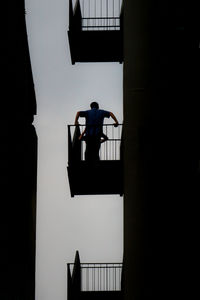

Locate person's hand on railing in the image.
[110,112,119,127]
[74,120,79,126]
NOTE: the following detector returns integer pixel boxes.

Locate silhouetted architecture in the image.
[67,0,123,64]
[67,251,123,300]
[67,1,199,299]
[67,124,123,196]
[123,1,199,299]
[1,1,37,299]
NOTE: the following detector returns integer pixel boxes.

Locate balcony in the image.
[67,251,123,300]
[67,124,123,197]
[67,0,123,64]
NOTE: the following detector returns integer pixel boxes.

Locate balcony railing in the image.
[79,0,123,18]
[82,17,120,31]
[71,0,123,31]
[68,124,123,162]
[68,262,123,292]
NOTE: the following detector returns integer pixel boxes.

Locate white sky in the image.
[25,1,123,299]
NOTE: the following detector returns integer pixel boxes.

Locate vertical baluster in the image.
[106,125,107,160]
[116,266,118,290]
[119,125,120,160]
[105,265,107,290]
[104,131,105,160]
[100,265,101,291]
[95,0,96,24]
[87,266,89,291]
[92,265,94,290]
[90,266,92,290]
[119,266,120,290]
[112,265,114,290]
[93,265,95,291]
[101,0,102,28]
[113,138,114,160]
[106,0,108,29]
[108,265,110,291]
[98,266,99,291]
[103,266,105,290]
[100,138,101,160]
[114,265,116,290]
[108,266,109,291]
[115,140,116,160]
[80,125,82,160]
[112,125,114,160]
[105,264,107,291]
[81,266,83,291]
[113,0,114,29]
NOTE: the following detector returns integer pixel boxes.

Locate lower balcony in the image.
[67,251,123,300]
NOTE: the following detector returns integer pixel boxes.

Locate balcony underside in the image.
[68,31,123,64]
[80,291,122,300]
[67,161,123,197]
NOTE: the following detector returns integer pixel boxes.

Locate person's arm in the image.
[74,111,80,125]
[79,128,86,140]
[110,112,119,127]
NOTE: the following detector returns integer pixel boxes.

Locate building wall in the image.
[123,0,199,299]
[0,1,37,299]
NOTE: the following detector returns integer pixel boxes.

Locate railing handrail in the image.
[82,17,120,20]
[68,123,123,127]
[68,263,123,267]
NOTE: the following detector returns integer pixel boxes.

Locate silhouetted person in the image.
[79,128,108,143]
[75,101,119,162]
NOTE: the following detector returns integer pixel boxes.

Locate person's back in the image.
[83,108,110,137]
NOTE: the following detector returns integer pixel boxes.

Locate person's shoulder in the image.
[79,110,88,116]
[99,109,110,113]
[101,109,110,116]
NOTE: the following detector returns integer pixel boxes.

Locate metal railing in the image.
[68,262,123,291]
[82,17,120,30]
[68,124,123,162]
[74,0,123,31]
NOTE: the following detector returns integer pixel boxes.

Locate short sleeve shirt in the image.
[79,108,110,136]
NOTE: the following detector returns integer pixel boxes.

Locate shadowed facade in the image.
[67,0,199,299]
[123,0,199,299]
[0,1,37,299]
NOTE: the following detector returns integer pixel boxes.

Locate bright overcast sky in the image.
[25,1,123,299]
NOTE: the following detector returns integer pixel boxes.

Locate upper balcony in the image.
[67,0,123,64]
[67,123,123,197]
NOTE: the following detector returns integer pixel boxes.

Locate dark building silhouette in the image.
[3,1,197,299]
[1,1,37,299]
[123,0,199,299]
[67,1,199,299]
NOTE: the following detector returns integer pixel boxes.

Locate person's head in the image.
[90,101,99,109]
